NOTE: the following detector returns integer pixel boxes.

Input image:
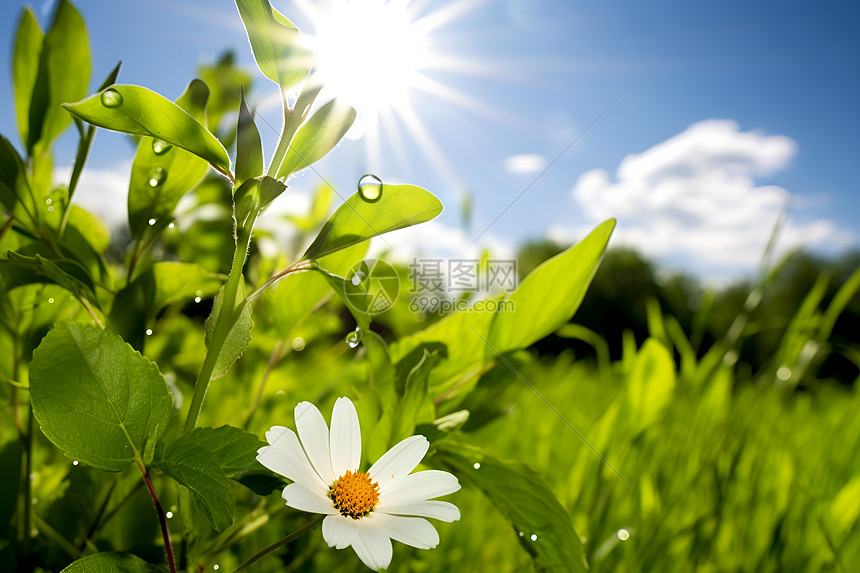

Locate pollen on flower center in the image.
[329,470,380,519]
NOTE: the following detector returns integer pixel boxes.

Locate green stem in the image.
[33,514,82,560]
[266,90,293,179]
[58,124,96,239]
[235,515,324,572]
[183,224,255,434]
[247,259,312,301]
[135,458,176,573]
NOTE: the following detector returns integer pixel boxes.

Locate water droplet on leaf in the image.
[152,139,172,155]
[149,167,166,187]
[617,528,630,541]
[148,218,156,226]
[530,533,538,542]
[473,462,481,470]
[72,460,78,466]
[194,296,202,303]
[100,88,123,108]
[47,206,54,211]
[145,329,153,336]
[358,174,383,202]
[168,222,175,229]
[346,328,362,348]
[45,198,52,205]
[48,298,54,304]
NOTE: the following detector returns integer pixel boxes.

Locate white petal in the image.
[351,523,393,571]
[368,435,429,491]
[330,397,361,477]
[378,500,460,522]
[295,401,335,483]
[369,513,440,549]
[256,426,328,492]
[322,514,359,549]
[281,482,337,515]
[379,470,460,506]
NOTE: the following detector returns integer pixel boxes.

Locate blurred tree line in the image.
[517,241,860,387]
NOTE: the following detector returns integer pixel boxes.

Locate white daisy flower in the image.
[256,396,461,571]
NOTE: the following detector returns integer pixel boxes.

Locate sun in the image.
[291,0,489,182]
[309,0,429,121]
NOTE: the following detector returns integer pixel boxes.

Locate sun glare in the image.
[311,0,429,120]
[292,0,489,182]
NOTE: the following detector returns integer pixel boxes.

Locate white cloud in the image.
[55,163,131,227]
[563,119,852,277]
[504,153,547,175]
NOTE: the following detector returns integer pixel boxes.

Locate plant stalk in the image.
[235,515,324,571]
[183,222,255,434]
[136,458,176,573]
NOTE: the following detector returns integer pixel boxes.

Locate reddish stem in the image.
[136,459,176,573]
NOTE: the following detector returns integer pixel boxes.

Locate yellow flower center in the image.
[329,470,380,519]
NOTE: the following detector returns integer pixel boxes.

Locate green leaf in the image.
[183,425,265,475]
[392,350,439,442]
[438,443,588,573]
[0,134,36,220]
[12,7,43,148]
[625,338,676,432]
[28,0,91,151]
[109,262,222,349]
[303,183,443,260]
[63,84,231,178]
[156,434,233,531]
[390,304,497,395]
[205,281,253,380]
[235,0,312,90]
[488,219,615,355]
[276,99,356,180]
[60,551,164,572]
[234,176,286,230]
[235,92,263,189]
[0,251,98,308]
[127,81,212,238]
[29,322,173,471]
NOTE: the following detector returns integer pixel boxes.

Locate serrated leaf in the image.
[235,0,312,90]
[63,84,231,178]
[12,7,43,147]
[438,443,587,573]
[303,183,443,260]
[28,0,91,151]
[156,435,233,531]
[183,425,265,475]
[127,80,212,238]
[205,282,253,380]
[60,551,164,572]
[29,322,173,471]
[488,219,615,355]
[276,99,356,180]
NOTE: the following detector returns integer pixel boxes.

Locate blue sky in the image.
[1,0,858,281]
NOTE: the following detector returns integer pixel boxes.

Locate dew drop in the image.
[45,198,52,205]
[166,511,174,519]
[145,329,153,336]
[100,88,123,108]
[473,462,481,470]
[168,222,175,229]
[776,366,791,381]
[47,206,54,211]
[213,566,219,571]
[518,531,524,537]
[194,296,202,303]
[351,269,366,286]
[152,139,172,155]
[72,460,78,466]
[346,328,362,349]
[291,337,306,351]
[530,533,538,542]
[357,173,383,202]
[148,218,157,226]
[149,167,166,187]
[617,528,630,541]
[48,298,54,304]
